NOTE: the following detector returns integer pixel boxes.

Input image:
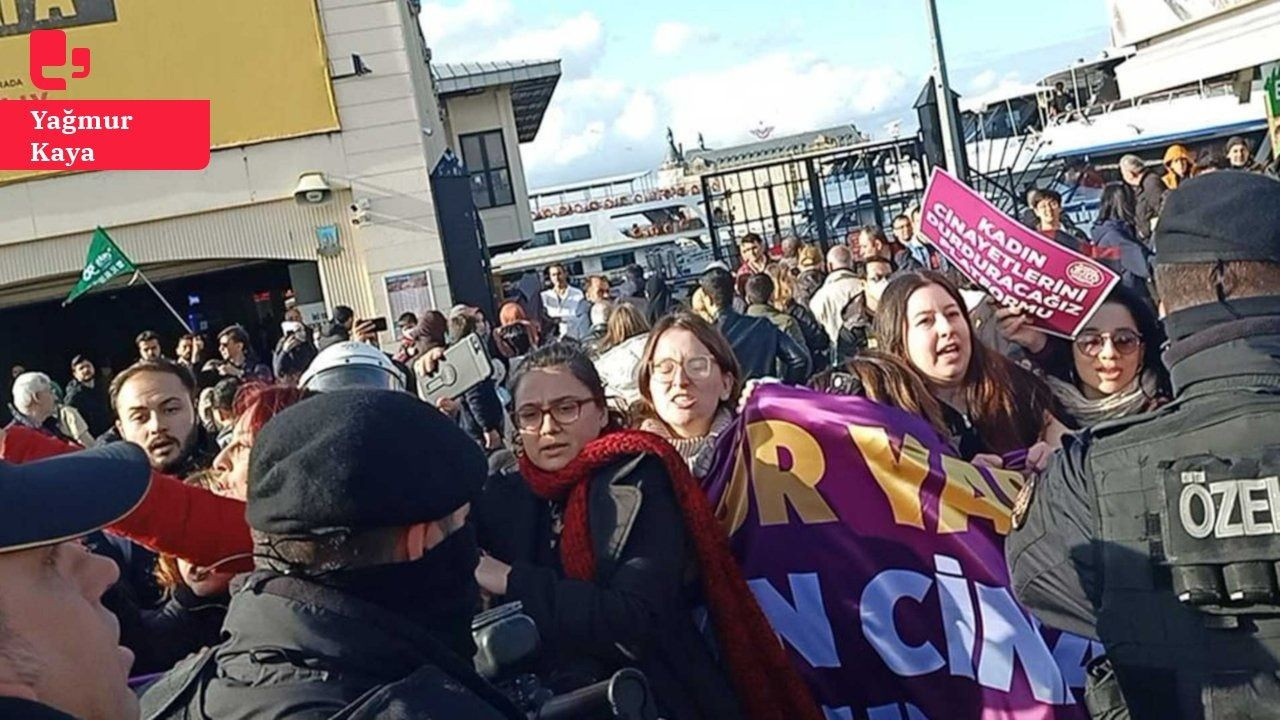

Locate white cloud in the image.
[421,5,913,188]
[487,12,604,76]
[521,51,912,187]
[969,69,997,91]
[422,7,605,80]
[613,91,657,140]
[520,79,629,175]
[652,21,695,56]
[652,21,719,57]
[660,52,906,149]
[420,0,514,44]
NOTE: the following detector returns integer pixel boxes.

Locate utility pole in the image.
[923,0,967,180]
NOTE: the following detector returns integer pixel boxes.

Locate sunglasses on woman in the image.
[1074,329,1143,357]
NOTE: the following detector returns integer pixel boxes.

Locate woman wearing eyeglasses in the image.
[632,313,742,477]
[473,341,819,720]
[999,285,1170,427]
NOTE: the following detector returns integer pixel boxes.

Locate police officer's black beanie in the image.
[247,389,485,534]
[1153,171,1280,265]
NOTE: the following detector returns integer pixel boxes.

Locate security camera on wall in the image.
[350,198,371,226]
[293,172,333,205]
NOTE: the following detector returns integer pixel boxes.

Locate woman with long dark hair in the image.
[473,342,818,720]
[1090,182,1151,296]
[874,271,1066,461]
[999,286,1170,427]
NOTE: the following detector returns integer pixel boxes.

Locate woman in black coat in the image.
[1089,182,1152,300]
[768,265,829,370]
[473,343,818,720]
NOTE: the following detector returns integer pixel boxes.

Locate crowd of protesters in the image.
[0,134,1278,720]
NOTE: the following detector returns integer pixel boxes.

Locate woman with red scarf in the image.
[473,342,819,720]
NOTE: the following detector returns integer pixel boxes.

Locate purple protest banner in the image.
[702,384,1098,720]
[918,168,1119,338]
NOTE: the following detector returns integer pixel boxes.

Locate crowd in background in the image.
[1,134,1278,720]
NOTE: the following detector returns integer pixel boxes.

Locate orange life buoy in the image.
[603,198,615,209]
[588,200,601,211]
[558,205,571,216]
[572,203,585,213]
[633,194,644,204]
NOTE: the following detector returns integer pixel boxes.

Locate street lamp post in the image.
[923,0,966,179]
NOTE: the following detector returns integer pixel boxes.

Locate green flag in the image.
[64,227,137,305]
[1265,63,1280,118]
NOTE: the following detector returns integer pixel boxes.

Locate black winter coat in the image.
[786,300,830,370]
[64,378,112,436]
[458,378,504,446]
[716,310,810,383]
[1133,170,1167,244]
[140,572,521,720]
[476,454,744,720]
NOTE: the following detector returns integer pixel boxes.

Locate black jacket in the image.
[457,378,504,446]
[716,310,810,383]
[138,585,228,674]
[140,571,521,720]
[64,378,112,436]
[477,455,743,720]
[786,300,830,370]
[1133,170,1167,244]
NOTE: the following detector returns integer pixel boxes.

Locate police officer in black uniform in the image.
[1006,171,1280,719]
[141,389,523,720]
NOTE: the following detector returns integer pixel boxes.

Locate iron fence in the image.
[700,134,1068,267]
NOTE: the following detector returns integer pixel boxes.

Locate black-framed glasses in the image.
[513,397,597,431]
[1075,329,1143,357]
[650,355,715,382]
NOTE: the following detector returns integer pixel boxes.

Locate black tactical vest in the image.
[1086,383,1280,717]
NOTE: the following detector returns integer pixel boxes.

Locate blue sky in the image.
[422,0,1112,187]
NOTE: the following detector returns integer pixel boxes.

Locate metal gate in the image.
[699,135,1068,266]
[699,137,931,263]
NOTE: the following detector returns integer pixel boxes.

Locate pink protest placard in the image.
[918,169,1119,338]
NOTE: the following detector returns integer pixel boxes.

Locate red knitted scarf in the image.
[519,429,821,720]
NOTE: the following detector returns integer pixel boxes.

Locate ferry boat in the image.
[491,125,867,285]
[491,167,713,286]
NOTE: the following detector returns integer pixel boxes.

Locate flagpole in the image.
[135,270,194,335]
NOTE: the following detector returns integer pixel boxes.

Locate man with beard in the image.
[64,355,112,437]
[140,390,523,719]
[110,359,215,478]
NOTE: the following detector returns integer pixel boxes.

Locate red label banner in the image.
[0,99,210,171]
